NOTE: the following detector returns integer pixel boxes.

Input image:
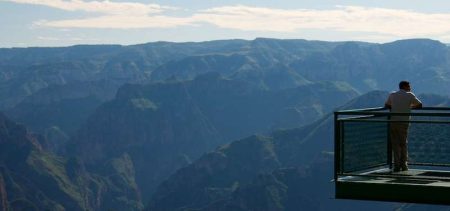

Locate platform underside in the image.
[336,168,450,204]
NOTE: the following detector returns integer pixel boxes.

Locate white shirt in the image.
[385,89,422,121]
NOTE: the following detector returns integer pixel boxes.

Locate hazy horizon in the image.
[3,0,450,47]
[1,37,448,49]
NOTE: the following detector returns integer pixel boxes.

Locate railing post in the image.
[334,112,340,181]
[387,114,392,169]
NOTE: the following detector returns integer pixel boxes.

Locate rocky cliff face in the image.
[0,113,143,210]
[70,73,358,203]
[148,135,281,210]
[0,174,7,211]
[5,80,126,156]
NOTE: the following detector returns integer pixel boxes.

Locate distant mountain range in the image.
[1,38,450,210]
[2,38,449,138]
[2,38,450,109]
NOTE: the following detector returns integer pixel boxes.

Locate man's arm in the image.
[410,93,422,109]
[384,94,392,109]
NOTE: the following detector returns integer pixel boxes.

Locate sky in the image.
[2,0,450,47]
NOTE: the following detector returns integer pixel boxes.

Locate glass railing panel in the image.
[408,115,450,166]
[342,117,388,173]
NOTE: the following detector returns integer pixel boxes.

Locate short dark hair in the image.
[399,81,410,89]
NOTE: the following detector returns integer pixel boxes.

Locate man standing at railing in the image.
[384,81,422,172]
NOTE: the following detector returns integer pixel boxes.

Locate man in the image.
[384,81,422,172]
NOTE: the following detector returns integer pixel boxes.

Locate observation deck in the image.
[334,107,450,204]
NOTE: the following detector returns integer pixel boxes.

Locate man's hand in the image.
[384,103,392,109]
[412,103,423,109]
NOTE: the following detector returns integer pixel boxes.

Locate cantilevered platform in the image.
[334,107,450,205]
[337,168,450,204]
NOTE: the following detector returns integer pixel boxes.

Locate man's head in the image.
[399,81,411,91]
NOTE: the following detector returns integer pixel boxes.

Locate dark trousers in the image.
[390,123,409,170]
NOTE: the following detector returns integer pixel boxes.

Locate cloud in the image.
[37,36,60,41]
[5,1,450,39]
[194,5,450,37]
[3,0,191,29]
[4,0,191,29]
[37,35,100,41]
[4,0,169,15]
[35,15,195,29]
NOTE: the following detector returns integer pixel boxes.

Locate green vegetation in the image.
[129,98,158,111]
[26,150,83,204]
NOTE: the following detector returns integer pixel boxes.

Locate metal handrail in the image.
[335,107,450,117]
[341,119,450,124]
[336,106,450,113]
[336,107,387,113]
